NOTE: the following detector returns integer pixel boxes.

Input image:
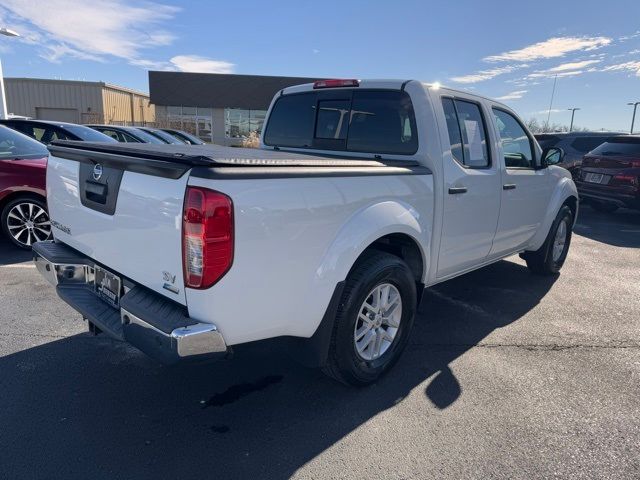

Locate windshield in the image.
[590,137,640,157]
[0,125,49,159]
[143,128,185,144]
[127,128,165,144]
[166,130,204,145]
[64,124,117,142]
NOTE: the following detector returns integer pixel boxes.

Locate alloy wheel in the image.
[354,283,403,361]
[552,218,568,263]
[6,202,52,247]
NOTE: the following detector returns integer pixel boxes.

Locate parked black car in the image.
[0,119,116,145]
[535,132,623,176]
[87,125,167,144]
[136,127,186,144]
[161,128,206,145]
[576,135,640,212]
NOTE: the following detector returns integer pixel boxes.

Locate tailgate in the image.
[46,149,190,305]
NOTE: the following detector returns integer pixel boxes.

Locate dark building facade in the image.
[149,71,321,145]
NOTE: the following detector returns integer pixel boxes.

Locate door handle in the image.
[448,186,468,195]
[503,184,517,190]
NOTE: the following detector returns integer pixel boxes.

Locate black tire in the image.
[522,205,573,275]
[590,201,618,213]
[1,195,51,250]
[322,252,417,386]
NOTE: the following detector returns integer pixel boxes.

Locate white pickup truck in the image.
[33,79,578,386]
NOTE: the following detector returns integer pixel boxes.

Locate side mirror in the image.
[541,147,565,167]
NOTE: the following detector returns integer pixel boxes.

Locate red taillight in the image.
[613,174,638,185]
[313,79,360,89]
[182,187,233,289]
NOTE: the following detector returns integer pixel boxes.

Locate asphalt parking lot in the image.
[0,205,639,479]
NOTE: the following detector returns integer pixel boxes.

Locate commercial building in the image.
[149,71,321,145]
[4,77,154,125]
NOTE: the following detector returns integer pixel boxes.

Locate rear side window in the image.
[264,90,418,155]
[570,137,607,153]
[441,98,490,168]
[590,138,640,157]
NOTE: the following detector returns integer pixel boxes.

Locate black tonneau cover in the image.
[48,141,429,179]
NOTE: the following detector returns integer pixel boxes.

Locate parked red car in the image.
[577,135,640,212]
[0,125,51,248]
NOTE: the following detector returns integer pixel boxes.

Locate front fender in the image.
[528,175,578,251]
[314,200,430,288]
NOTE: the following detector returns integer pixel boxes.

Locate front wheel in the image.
[322,252,417,386]
[522,205,573,275]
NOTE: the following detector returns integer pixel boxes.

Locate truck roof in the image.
[279,79,513,111]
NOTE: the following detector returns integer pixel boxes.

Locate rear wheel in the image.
[323,252,417,386]
[590,201,618,213]
[1,196,52,249]
[522,205,573,275]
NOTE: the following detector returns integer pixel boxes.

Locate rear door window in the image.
[441,98,490,168]
[264,89,418,155]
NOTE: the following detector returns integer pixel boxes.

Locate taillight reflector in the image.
[183,187,233,289]
[313,79,360,89]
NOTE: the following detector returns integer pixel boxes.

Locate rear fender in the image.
[314,200,429,288]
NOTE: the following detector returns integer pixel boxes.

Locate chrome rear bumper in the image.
[33,241,227,364]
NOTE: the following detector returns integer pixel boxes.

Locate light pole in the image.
[568,108,580,132]
[628,102,640,134]
[0,27,20,120]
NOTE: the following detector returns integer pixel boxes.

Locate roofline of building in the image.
[5,77,149,98]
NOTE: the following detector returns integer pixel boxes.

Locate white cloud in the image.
[544,60,601,72]
[0,1,238,73]
[450,65,525,84]
[527,70,585,79]
[619,31,640,42]
[484,36,612,62]
[169,55,235,74]
[533,109,564,115]
[524,60,601,79]
[601,60,640,77]
[496,90,527,101]
[0,0,179,63]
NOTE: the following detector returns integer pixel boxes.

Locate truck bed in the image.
[48,141,428,180]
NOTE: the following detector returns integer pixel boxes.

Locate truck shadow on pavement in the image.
[0,238,31,265]
[0,259,557,479]
[574,205,640,248]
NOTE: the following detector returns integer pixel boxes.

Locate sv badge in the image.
[163,271,176,284]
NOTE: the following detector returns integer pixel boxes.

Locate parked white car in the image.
[33,79,577,386]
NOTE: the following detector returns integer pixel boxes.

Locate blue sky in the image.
[0,0,639,131]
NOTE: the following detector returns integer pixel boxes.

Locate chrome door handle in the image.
[503,184,517,190]
[448,186,468,195]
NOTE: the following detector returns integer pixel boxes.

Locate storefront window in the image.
[163,106,212,142]
[225,108,267,138]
